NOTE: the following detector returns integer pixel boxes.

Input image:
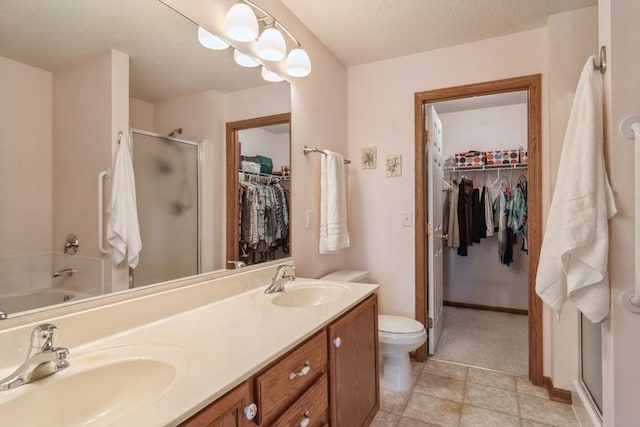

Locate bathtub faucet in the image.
[0,324,70,390]
[52,268,80,278]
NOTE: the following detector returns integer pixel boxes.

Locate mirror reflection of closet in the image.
[226,114,291,269]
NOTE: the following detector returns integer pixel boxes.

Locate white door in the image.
[427,105,444,354]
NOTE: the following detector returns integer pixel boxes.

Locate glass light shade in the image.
[233,49,259,68]
[197,27,229,50]
[224,3,258,42]
[286,47,311,77]
[257,27,286,61]
[261,66,284,82]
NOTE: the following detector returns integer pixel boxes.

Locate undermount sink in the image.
[0,344,189,426]
[256,280,351,307]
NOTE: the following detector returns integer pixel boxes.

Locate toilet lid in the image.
[379,315,424,334]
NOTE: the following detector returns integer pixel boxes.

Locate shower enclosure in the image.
[130,130,201,287]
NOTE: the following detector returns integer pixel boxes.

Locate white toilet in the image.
[321,270,427,392]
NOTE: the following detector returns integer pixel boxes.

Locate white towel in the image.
[535,56,617,323]
[319,150,350,253]
[107,134,142,268]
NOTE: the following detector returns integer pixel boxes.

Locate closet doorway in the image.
[414,75,543,385]
[226,113,291,268]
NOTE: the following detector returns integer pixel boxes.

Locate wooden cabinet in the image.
[181,382,254,427]
[182,295,379,427]
[255,330,328,425]
[328,294,379,427]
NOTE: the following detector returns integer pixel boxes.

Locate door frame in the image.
[225,113,291,266]
[413,74,543,385]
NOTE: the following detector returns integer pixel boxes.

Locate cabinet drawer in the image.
[256,330,327,423]
[271,374,328,427]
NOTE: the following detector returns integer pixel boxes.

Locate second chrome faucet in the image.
[265,265,296,294]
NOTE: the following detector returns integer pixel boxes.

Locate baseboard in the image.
[443,300,528,315]
[543,376,572,404]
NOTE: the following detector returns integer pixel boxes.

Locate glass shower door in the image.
[580,313,603,417]
[131,130,200,287]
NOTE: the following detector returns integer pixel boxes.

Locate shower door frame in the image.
[413,75,544,386]
[130,129,203,283]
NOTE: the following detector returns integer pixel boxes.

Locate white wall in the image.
[599,1,640,425]
[0,56,52,258]
[238,127,290,172]
[439,104,528,310]
[129,97,154,131]
[347,29,547,321]
[439,103,528,159]
[545,6,599,393]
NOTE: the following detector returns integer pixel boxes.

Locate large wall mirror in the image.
[0,0,291,319]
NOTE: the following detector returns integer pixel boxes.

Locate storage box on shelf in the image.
[454,151,486,167]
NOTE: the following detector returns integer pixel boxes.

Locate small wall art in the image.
[361,147,377,169]
[385,154,402,177]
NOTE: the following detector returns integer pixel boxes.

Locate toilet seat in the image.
[379,315,424,334]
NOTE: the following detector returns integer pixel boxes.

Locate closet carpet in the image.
[432,306,528,376]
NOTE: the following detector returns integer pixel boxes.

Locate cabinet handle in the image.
[300,410,310,427]
[333,337,342,348]
[244,403,258,420]
[289,360,311,380]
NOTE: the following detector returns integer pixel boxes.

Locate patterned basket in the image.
[454,151,486,167]
[486,149,520,165]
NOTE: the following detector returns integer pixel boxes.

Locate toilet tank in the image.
[321,269,369,283]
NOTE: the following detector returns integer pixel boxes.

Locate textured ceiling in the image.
[282,0,598,66]
[0,0,273,102]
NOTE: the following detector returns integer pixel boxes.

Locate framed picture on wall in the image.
[386,154,402,177]
[361,147,377,169]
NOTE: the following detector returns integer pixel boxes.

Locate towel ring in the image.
[117,130,124,145]
[594,46,606,74]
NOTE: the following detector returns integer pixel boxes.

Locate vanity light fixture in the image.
[224,2,259,42]
[257,25,286,61]
[286,47,311,77]
[224,0,312,78]
[261,66,284,82]
[197,27,229,50]
[234,49,259,67]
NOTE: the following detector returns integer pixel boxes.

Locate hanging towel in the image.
[107,134,142,268]
[319,150,350,253]
[535,56,617,322]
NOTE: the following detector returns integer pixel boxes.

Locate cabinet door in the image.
[181,382,254,427]
[328,294,379,426]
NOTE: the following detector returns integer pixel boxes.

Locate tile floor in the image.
[372,359,578,427]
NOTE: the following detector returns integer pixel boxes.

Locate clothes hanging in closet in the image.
[239,181,289,263]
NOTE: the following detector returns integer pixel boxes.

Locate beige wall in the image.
[599,0,640,425]
[347,29,547,320]
[545,6,599,393]
[0,56,52,257]
[161,0,350,280]
[129,97,154,131]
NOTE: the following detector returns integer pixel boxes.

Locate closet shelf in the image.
[444,163,528,172]
[239,170,290,181]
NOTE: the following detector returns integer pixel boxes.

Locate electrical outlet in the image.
[306,210,313,229]
[402,211,412,227]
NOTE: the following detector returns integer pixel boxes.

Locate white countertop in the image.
[0,278,378,426]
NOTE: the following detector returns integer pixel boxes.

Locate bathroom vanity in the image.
[182,294,378,426]
[0,265,379,426]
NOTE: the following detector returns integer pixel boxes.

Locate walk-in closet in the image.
[426,90,531,376]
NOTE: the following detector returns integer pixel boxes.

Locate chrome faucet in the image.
[265,265,296,294]
[0,324,70,390]
[52,268,80,278]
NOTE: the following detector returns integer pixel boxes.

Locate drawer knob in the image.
[300,410,310,427]
[289,361,311,380]
[333,337,342,348]
[244,403,258,420]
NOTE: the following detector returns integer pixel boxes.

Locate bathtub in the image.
[0,289,90,315]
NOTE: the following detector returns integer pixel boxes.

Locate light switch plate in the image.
[402,211,412,227]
